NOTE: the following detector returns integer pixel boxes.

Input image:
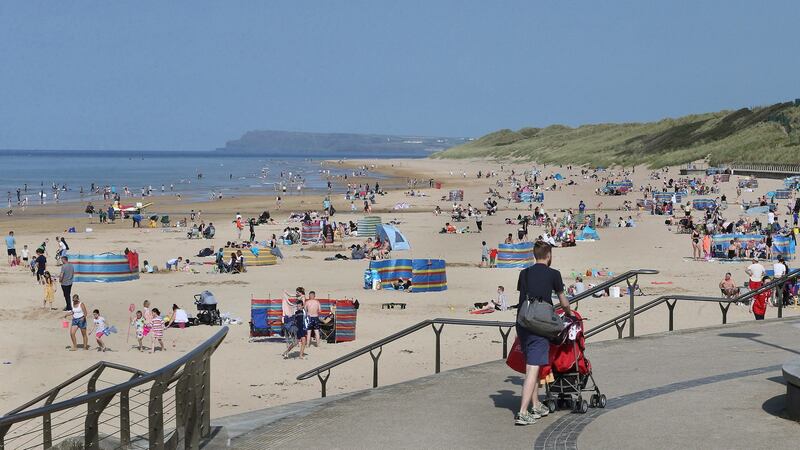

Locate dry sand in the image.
[0,158,796,418]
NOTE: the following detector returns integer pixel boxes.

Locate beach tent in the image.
[692,199,716,211]
[738,179,759,189]
[553,173,564,180]
[577,226,600,241]
[300,220,322,244]
[376,224,411,251]
[71,253,140,282]
[718,174,731,182]
[357,216,382,238]
[410,259,448,292]
[775,189,792,199]
[496,242,534,268]
[242,251,278,267]
[368,259,447,292]
[448,190,464,201]
[772,235,796,261]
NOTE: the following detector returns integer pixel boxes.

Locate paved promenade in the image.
[215,318,800,449]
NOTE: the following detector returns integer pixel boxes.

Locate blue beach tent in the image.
[376,224,411,251]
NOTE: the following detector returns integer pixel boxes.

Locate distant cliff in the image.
[220,130,468,157]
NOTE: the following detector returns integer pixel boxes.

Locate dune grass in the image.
[433,102,800,168]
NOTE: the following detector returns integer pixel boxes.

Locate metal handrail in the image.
[585,270,800,339]
[297,269,659,397]
[0,326,229,449]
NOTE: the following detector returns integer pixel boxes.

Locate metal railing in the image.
[585,270,800,339]
[0,327,228,450]
[297,269,658,397]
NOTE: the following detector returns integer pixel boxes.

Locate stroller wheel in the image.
[598,394,607,408]
[589,394,598,408]
[579,399,589,414]
[546,399,557,413]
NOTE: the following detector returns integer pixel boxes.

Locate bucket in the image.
[609,286,621,298]
[62,320,69,329]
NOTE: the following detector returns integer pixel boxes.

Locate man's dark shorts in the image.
[7,249,16,256]
[516,325,549,366]
[307,316,320,331]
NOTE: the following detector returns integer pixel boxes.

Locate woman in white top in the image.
[63,294,89,351]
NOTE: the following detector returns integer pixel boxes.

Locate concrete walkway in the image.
[217,318,800,449]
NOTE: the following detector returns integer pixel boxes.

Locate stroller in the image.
[541,311,606,414]
[194,290,222,326]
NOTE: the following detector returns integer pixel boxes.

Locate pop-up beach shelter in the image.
[376,224,411,251]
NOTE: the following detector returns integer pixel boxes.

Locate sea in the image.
[0,149,425,205]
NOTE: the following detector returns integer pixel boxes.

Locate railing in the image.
[0,327,228,450]
[724,163,800,174]
[585,270,800,339]
[297,269,658,397]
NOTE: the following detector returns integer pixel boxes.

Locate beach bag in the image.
[506,337,526,374]
[516,296,563,340]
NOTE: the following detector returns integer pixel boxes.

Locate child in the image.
[42,271,55,309]
[91,309,109,352]
[132,310,145,351]
[21,245,29,266]
[150,308,165,353]
[481,241,489,268]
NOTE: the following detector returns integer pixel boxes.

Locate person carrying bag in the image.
[513,241,572,426]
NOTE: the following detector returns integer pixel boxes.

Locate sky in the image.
[1,0,798,150]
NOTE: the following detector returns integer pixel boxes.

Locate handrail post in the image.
[665,300,676,331]
[120,389,131,447]
[317,371,330,398]
[499,326,512,359]
[201,350,212,437]
[718,302,731,324]
[369,347,383,388]
[627,275,638,338]
[432,323,444,374]
[778,288,784,318]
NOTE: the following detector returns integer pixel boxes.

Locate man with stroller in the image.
[515,241,572,426]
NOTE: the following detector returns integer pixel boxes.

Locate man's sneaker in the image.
[532,403,550,417]
[515,411,538,426]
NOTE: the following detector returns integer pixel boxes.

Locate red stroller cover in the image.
[505,310,591,377]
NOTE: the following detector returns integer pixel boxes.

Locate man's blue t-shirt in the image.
[5,236,15,250]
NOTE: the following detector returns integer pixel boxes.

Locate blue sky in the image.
[0,0,797,150]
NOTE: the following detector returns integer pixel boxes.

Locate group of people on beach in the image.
[281,287,325,359]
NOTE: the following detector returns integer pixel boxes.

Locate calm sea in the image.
[0,150,422,205]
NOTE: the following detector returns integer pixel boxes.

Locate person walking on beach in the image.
[305,291,321,347]
[64,294,89,351]
[5,231,16,265]
[42,271,56,309]
[515,241,572,426]
[59,256,74,311]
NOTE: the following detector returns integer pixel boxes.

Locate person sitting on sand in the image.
[473,286,507,311]
[392,277,412,291]
[719,272,740,299]
[504,233,513,244]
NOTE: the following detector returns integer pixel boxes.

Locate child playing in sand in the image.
[150,308,165,353]
[90,309,109,352]
[132,310,145,351]
[42,271,55,309]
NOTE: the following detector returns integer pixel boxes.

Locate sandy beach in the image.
[0,157,796,419]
